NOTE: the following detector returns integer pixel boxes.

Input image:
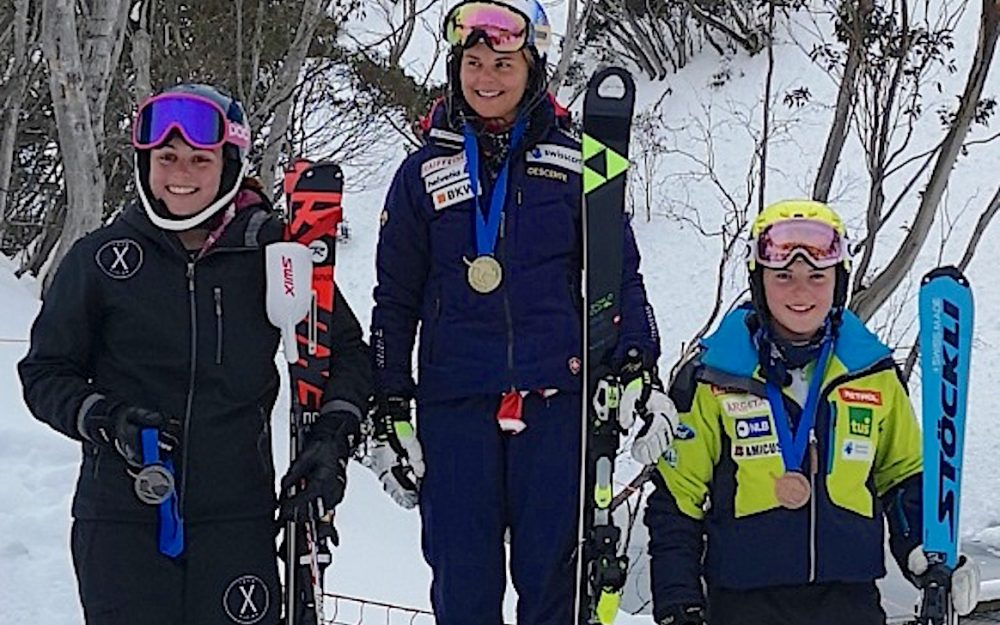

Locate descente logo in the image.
[838,387,882,406]
[281,256,295,296]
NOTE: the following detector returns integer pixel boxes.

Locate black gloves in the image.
[279,411,361,523]
[80,397,181,468]
[657,604,707,625]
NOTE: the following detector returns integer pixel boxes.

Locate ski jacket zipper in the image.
[502,196,515,379]
[809,427,818,582]
[179,261,198,516]
[806,358,890,582]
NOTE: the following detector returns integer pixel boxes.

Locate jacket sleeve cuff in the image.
[76,393,106,443]
[320,399,362,421]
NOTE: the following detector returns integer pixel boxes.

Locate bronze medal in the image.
[774,471,811,509]
[466,255,503,294]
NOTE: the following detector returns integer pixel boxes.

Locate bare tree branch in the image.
[851,0,1000,322]
[257,0,332,192]
[813,0,870,202]
[758,0,776,214]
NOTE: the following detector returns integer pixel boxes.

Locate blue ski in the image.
[917,266,973,624]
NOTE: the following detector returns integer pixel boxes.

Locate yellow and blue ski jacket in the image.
[647,306,923,607]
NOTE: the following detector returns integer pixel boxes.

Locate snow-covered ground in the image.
[6,2,1000,623]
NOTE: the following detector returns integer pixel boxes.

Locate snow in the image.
[6,2,1000,622]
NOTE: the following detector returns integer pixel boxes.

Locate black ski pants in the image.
[72,518,279,625]
[707,581,886,625]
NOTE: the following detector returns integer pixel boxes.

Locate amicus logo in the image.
[935,297,962,544]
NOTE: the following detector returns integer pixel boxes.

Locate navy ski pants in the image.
[417,391,583,625]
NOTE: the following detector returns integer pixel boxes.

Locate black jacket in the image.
[19,193,371,522]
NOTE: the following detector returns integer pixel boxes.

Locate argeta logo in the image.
[223,575,269,624]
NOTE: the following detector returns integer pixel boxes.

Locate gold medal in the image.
[466,255,503,294]
[774,472,811,509]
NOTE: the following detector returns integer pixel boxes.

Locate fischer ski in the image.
[574,67,636,625]
[917,266,974,625]
[281,159,344,625]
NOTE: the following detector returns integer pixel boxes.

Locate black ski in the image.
[574,67,637,625]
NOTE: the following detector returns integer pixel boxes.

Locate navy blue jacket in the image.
[371,98,659,401]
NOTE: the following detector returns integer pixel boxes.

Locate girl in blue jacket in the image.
[367,2,673,624]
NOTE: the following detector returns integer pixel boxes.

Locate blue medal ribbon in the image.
[462,118,527,256]
[141,428,184,558]
[764,340,833,473]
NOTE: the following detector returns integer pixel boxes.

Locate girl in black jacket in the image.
[18,83,371,625]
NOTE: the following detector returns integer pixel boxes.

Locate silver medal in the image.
[134,464,176,505]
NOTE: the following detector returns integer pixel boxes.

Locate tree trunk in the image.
[813,0,871,202]
[0,0,31,240]
[549,0,579,92]
[130,0,152,101]
[40,0,115,287]
[851,0,1000,322]
[81,0,129,154]
[388,0,417,67]
[258,0,329,192]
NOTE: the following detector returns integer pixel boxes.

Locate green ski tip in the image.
[596,589,622,624]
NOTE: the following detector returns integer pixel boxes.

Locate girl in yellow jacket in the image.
[646,200,979,625]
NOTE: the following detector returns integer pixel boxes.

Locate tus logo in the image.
[934,297,962,543]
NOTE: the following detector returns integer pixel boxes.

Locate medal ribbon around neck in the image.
[764,338,833,473]
[462,117,527,257]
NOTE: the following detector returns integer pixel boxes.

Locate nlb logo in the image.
[734,415,772,440]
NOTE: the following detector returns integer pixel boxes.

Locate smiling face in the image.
[762,258,836,341]
[148,136,223,218]
[458,42,530,124]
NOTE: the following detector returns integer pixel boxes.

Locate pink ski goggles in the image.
[752,219,846,269]
[132,93,250,151]
[445,2,532,53]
